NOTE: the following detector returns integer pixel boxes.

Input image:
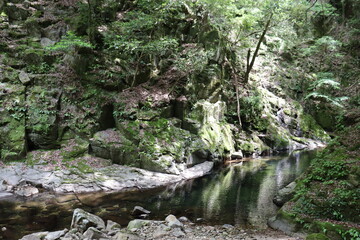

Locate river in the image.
[0,150,317,240]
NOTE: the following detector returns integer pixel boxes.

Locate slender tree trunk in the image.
[87,0,97,45]
[228,59,243,130]
[235,83,242,130]
[244,14,272,83]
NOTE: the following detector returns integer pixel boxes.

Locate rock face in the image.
[0,0,329,181]
[0,83,26,160]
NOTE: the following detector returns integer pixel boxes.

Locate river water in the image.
[0,150,317,239]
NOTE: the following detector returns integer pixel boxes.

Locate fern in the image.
[305,92,348,108]
[311,78,340,90]
[45,31,94,52]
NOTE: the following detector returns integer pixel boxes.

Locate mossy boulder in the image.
[235,132,270,156]
[5,3,30,22]
[267,209,303,235]
[300,114,330,142]
[89,129,137,166]
[61,138,89,159]
[26,86,61,149]
[189,100,235,156]
[312,110,336,132]
[90,117,213,174]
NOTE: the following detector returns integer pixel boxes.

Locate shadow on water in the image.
[0,150,318,240]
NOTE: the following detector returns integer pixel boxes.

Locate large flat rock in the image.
[0,161,214,197]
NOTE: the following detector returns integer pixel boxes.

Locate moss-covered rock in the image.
[90,129,137,166]
[306,233,330,240]
[189,100,235,156]
[26,86,61,149]
[299,114,331,142]
[0,83,26,160]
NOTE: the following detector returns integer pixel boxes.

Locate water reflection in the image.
[148,150,316,228]
[0,150,317,240]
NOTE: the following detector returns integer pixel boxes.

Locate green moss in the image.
[200,122,234,154]
[61,140,88,159]
[300,114,330,142]
[308,221,347,240]
[306,233,330,240]
[239,142,256,153]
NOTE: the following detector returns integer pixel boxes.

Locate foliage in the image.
[26,62,54,74]
[337,228,360,240]
[173,46,213,74]
[239,91,268,131]
[305,72,348,108]
[302,36,342,56]
[294,148,360,222]
[46,31,94,52]
[311,2,338,17]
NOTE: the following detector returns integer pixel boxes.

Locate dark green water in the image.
[0,150,316,240]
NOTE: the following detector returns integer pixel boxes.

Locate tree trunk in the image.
[244,14,273,83]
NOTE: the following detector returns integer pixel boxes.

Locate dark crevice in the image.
[99,104,116,130]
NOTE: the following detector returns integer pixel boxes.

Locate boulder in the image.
[178,216,190,223]
[105,220,121,232]
[127,219,150,231]
[44,229,68,240]
[131,206,151,217]
[70,208,105,232]
[187,149,210,167]
[189,100,235,155]
[5,3,30,21]
[267,210,302,235]
[26,86,61,149]
[40,38,55,48]
[82,227,107,240]
[90,129,137,166]
[14,183,39,197]
[18,71,31,85]
[231,151,243,160]
[19,232,48,240]
[165,215,183,229]
[181,161,213,179]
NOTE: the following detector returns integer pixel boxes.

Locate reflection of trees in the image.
[247,163,277,228]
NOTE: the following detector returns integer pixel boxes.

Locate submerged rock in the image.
[273,181,296,206]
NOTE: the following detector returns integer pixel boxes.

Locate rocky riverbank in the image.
[0,160,213,199]
[19,208,302,240]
